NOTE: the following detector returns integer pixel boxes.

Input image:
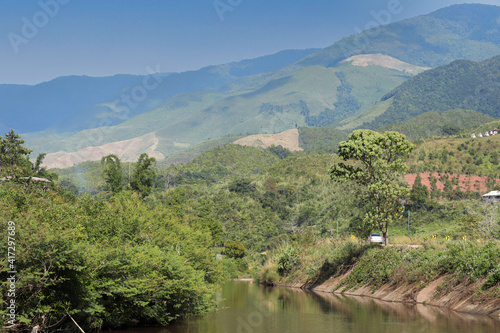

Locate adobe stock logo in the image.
[213,0,243,22]
[7,0,71,54]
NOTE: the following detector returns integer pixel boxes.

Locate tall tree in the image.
[32,153,48,177]
[131,153,156,197]
[330,130,414,245]
[0,130,32,177]
[409,173,430,210]
[101,154,124,192]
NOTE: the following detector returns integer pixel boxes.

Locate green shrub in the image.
[483,265,500,290]
[344,246,405,288]
[222,258,240,279]
[224,240,247,259]
[277,245,300,276]
[259,263,279,285]
[439,242,500,282]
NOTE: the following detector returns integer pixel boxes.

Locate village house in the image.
[473,128,499,138]
[482,190,500,203]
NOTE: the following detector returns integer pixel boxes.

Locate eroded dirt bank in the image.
[279,272,500,318]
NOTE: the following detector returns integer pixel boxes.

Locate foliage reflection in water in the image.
[112,281,500,333]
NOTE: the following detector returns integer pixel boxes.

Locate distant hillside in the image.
[363,55,500,129]
[298,4,500,68]
[42,132,165,169]
[378,110,494,140]
[33,63,411,160]
[341,54,430,74]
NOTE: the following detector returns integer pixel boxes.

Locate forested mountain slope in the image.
[362,55,500,129]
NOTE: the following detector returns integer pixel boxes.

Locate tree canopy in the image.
[131,153,157,197]
[101,154,124,192]
[330,130,414,245]
[0,130,32,177]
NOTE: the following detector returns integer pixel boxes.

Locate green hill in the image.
[378,109,494,140]
[362,55,500,129]
[158,134,246,167]
[31,63,411,160]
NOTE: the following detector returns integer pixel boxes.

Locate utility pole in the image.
[337,218,339,237]
[407,210,410,237]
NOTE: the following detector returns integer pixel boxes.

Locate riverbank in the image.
[257,239,500,317]
[292,272,500,317]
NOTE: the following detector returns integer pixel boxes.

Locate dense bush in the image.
[344,246,405,288]
[438,241,500,282]
[0,184,221,332]
[223,241,247,259]
[277,245,300,276]
[259,262,279,286]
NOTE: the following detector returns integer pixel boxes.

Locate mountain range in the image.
[2,4,499,169]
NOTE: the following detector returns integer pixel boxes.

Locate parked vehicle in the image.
[368,233,384,244]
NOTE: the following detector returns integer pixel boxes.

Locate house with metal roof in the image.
[482,190,500,203]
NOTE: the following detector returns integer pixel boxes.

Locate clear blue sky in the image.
[0,0,498,84]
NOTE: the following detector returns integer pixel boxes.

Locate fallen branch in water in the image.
[66,312,85,333]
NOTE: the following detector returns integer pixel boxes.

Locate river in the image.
[112,281,500,333]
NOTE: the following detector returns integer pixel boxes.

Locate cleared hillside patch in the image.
[233,129,303,151]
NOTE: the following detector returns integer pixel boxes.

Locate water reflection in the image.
[112,281,500,333]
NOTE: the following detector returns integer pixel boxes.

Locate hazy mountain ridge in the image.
[0,74,146,134]
[297,4,500,68]
[1,49,318,135]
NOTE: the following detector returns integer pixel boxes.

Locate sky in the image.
[0,0,498,85]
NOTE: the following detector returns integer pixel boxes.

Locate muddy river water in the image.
[112,281,500,333]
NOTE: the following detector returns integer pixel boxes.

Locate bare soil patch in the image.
[233,128,303,151]
[43,132,165,169]
[342,53,431,73]
[406,172,500,193]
